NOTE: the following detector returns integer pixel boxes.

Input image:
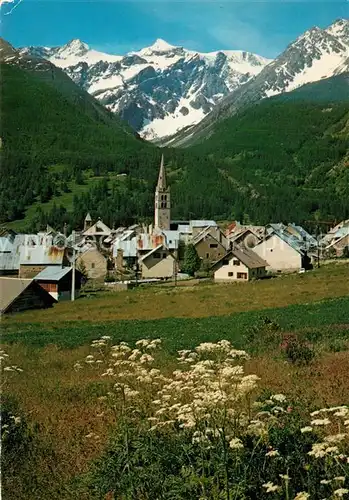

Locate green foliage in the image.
[2,296,349,350]
[182,244,201,276]
[342,246,349,259]
[76,259,88,280]
[280,334,316,365]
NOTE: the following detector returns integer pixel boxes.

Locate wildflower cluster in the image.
[148,340,259,440]
[80,338,349,499]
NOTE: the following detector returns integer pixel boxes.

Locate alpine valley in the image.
[20,19,349,142]
[1,18,348,232]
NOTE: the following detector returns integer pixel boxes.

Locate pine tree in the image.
[182,244,201,276]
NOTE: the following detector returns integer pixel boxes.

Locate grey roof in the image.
[212,248,267,270]
[231,248,268,269]
[113,239,137,258]
[190,220,217,228]
[139,244,164,262]
[192,227,222,247]
[0,234,27,271]
[34,266,72,281]
[0,236,14,253]
[20,240,66,266]
[177,224,192,234]
[160,230,179,249]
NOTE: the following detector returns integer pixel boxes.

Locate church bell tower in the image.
[154,155,171,230]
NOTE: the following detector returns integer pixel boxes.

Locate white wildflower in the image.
[294,493,310,500]
[271,394,287,403]
[263,482,280,493]
[229,438,244,450]
[333,489,349,497]
[324,434,347,443]
[311,418,331,426]
[266,449,279,457]
[280,474,290,481]
[301,426,313,433]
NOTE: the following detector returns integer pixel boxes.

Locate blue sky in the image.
[1,0,348,58]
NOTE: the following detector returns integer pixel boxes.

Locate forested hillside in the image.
[186,99,349,223]
[1,61,348,231]
[0,63,161,229]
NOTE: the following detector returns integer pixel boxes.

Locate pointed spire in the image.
[157,154,167,190]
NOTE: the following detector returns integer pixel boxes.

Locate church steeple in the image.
[157,154,167,190]
[154,155,171,230]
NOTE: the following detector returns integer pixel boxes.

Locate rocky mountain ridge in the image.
[20,38,272,140]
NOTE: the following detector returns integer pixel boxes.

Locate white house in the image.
[253,233,306,272]
[213,248,267,282]
[139,245,176,279]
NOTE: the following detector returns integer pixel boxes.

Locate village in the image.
[1,156,349,315]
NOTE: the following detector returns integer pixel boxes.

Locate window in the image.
[237,272,248,279]
[206,253,209,259]
[162,253,167,258]
[210,243,218,248]
[91,263,95,269]
[153,253,161,259]
[233,260,240,266]
[228,272,234,277]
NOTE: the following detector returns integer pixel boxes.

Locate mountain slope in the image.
[20,39,271,140]
[165,19,349,147]
[180,98,349,224]
[0,42,160,227]
[0,38,137,136]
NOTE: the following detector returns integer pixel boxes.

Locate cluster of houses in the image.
[1,156,348,315]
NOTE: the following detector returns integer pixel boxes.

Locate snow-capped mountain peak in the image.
[144,38,178,53]
[58,39,90,57]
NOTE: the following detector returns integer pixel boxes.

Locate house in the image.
[76,244,108,279]
[192,227,227,264]
[266,223,317,252]
[253,232,310,272]
[325,232,349,258]
[0,277,56,315]
[228,228,262,250]
[212,248,267,282]
[34,266,82,301]
[321,223,349,249]
[226,222,266,240]
[19,235,71,279]
[139,245,176,279]
[83,217,112,246]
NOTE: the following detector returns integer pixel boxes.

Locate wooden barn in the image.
[34,266,82,301]
[0,277,56,315]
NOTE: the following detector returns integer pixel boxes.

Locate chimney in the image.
[115,248,124,272]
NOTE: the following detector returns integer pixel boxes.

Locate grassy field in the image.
[3,261,349,325]
[2,262,349,499]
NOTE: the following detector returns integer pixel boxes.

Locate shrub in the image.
[280,334,316,365]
